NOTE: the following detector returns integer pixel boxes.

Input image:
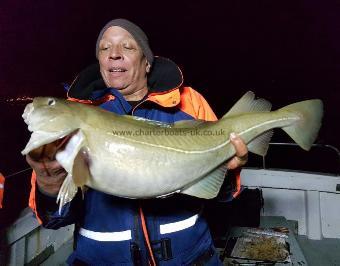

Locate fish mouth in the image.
[22,127,78,156]
[22,102,34,124]
[26,131,77,161]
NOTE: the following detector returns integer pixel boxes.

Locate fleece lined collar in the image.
[67,57,183,103]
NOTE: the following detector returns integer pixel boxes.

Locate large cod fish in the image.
[22,92,323,212]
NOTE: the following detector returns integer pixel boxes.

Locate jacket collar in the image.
[67,57,183,108]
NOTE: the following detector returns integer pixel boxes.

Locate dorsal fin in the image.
[223,91,272,118]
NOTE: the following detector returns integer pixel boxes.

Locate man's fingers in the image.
[53,168,67,176]
[227,132,248,169]
[25,154,67,196]
[230,132,248,158]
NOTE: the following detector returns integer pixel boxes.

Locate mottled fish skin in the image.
[21,92,323,211]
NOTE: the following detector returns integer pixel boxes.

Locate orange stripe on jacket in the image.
[67,94,116,105]
[232,168,242,198]
[0,173,5,209]
[28,171,43,224]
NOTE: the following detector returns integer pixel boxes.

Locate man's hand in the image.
[26,155,67,196]
[226,132,248,170]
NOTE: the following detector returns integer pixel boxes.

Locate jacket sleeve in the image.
[179,87,218,122]
[179,87,242,200]
[28,171,83,228]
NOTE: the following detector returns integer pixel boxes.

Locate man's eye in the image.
[101,47,109,51]
[123,44,135,50]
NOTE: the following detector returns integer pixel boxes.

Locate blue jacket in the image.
[30,57,240,265]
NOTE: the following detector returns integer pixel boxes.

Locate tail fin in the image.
[280,99,323,150]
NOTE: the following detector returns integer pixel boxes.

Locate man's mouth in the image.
[109,67,127,73]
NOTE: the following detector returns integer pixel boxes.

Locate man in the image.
[26,19,248,265]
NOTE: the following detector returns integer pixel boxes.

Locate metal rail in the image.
[261,142,340,175]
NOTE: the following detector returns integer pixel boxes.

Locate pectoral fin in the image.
[55,130,89,213]
[181,164,227,199]
[57,173,78,214]
[72,148,90,188]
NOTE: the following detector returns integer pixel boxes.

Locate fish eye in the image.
[47,98,55,106]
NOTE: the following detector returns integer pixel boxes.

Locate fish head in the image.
[23,97,79,131]
[22,97,81,156]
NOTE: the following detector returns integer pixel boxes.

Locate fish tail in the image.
[279,99,323,151]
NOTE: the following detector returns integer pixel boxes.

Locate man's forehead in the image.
[101,26,136,41]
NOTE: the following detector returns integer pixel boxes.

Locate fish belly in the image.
[83,134,224,198]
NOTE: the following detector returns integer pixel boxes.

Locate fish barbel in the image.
[21,92,323,212]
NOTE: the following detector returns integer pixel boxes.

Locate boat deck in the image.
[220,216,340,266]
[296,235,340,266]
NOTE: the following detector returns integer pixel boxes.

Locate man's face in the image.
[98,26,149,98]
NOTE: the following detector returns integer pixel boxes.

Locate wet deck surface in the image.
[297,235,340,266]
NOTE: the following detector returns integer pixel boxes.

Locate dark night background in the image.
[0,1,339,226]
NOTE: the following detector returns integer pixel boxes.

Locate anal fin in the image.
[181,164,227,199]
[247,130,273,156]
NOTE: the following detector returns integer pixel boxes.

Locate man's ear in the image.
[146,61,151,73]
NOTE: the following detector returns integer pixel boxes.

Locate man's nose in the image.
[109,46,123,60]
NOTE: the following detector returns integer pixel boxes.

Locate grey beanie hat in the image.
[96,18,154,66]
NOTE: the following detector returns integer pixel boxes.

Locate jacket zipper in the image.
[131,98,148,116]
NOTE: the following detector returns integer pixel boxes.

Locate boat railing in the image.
[252,142,340,175]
